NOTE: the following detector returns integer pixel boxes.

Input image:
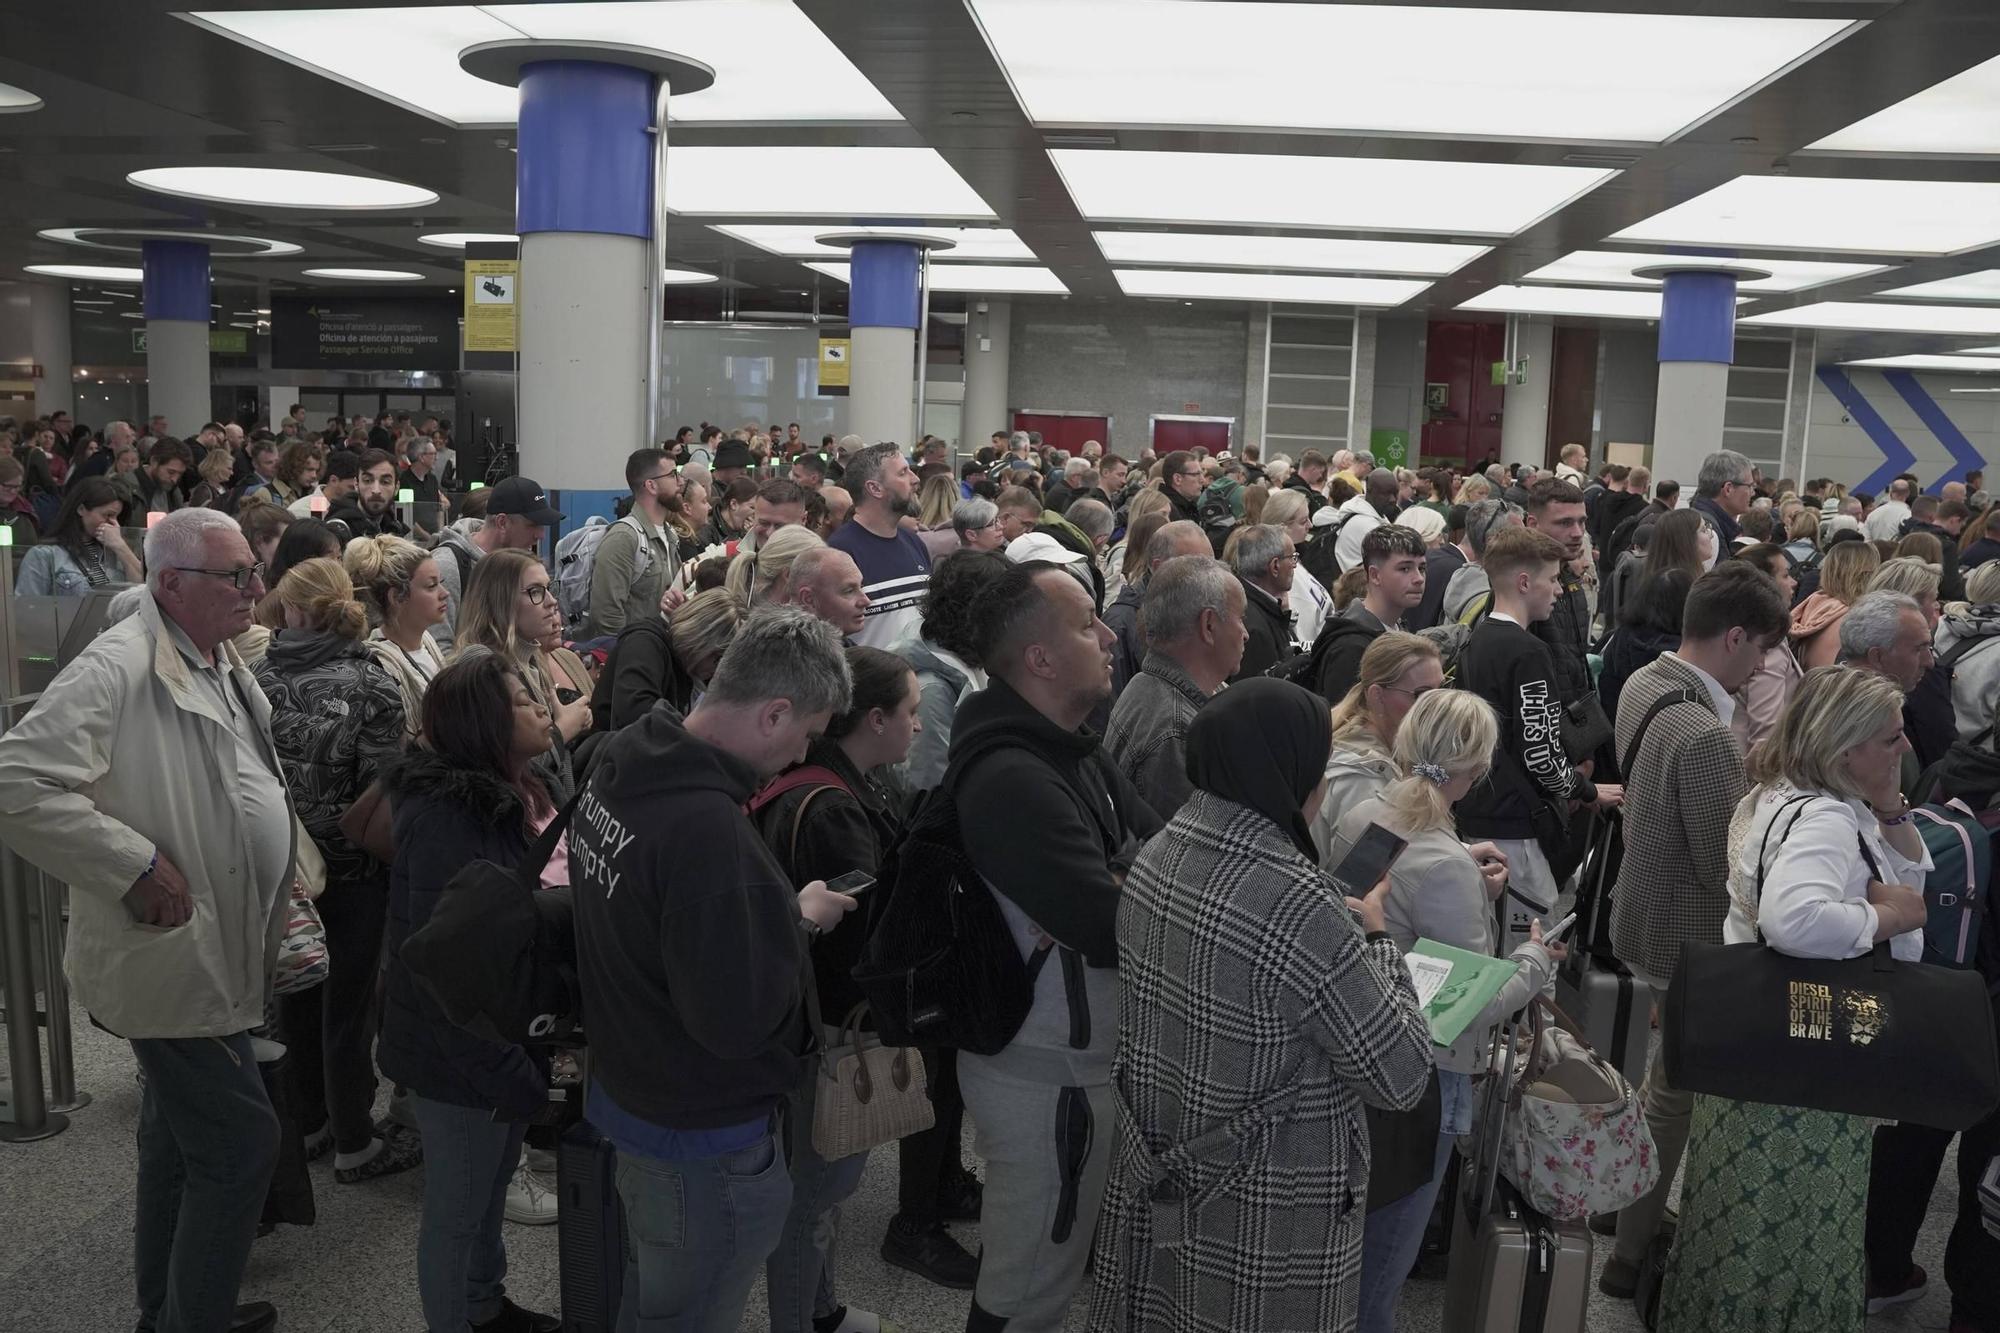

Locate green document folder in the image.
[1406,938,1523,1048]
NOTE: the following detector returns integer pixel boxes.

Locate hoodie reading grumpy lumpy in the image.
[569,705,809,1131]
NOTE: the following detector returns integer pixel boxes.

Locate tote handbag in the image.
[1499,998,1658,1222]
[809,1001,934,1162]
[1663,793,2000,1132]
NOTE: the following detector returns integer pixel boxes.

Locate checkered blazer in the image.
[1087,791,1435,1333]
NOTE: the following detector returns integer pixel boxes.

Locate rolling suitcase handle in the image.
[1464,1015,1520,1222]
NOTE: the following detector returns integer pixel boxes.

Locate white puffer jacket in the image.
[1938,607,2000,744]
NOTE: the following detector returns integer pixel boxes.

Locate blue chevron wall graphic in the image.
[1814,366,1990,494]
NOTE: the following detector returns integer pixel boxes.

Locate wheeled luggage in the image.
[1443,1019,1593,1332]
[557,1118,623,1333]
[1554,954,1653,1090]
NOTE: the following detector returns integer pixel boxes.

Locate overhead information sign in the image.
[271,294,458,372]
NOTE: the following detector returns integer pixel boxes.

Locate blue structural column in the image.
[515,60,655,512]
[141,239,211,438]
[847,240,922,445]
[1651,269,1739,488]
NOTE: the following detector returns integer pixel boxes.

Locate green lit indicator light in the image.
[469,481,485,491]
[397,488,414,503]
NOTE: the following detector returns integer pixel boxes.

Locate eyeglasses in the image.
[641,471,676,487]
[1380,682,1439,702]
[522,583,554,605]
[173,562,265,592]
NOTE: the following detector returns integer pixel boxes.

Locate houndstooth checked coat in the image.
[1086,791,1436,1333]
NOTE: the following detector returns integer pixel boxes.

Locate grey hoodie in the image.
[1442,562,1492,625]
[1938,606,2000,743]
[892,634,986,792]
[431,518,485,644]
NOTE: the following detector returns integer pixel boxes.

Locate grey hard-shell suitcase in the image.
[1443,1020,1593,1333]
[1554,955,1653,1091]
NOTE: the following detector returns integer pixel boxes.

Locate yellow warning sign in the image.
[464,259,518,353]
[818,337,851,390]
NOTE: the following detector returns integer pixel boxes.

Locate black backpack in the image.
[1298,517,1353,591]
[1912,636,2000,808]
[849,738,1054,1055]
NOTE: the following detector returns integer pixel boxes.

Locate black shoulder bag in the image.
[1663,794,2000,1131]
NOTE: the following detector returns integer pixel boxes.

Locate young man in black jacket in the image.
[952,560,1162,1332]
[1312,523,1427,704]
[1521,476,1594,706]
[1455,526,1622,950]
[569,606,859,1331]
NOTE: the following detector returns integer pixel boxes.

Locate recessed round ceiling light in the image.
[37,226,304,257]
[662,268,718,285]
[25,264,146,282]
[0,82,44,114]
[127,167,438,211]
[417,232,518,250]
[301,267,425,281]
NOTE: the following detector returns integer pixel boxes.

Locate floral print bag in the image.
[1498,996,1659,1221]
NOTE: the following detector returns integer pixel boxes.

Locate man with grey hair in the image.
[829,441,933,649]
[0,506,287,1333]
[1105,555,1247,817]
[1838,590,1934,694]
[1442,498,1524,624]
[1230,522,1298,681]
[1107,519,1215,696]
[1692,447,1755,549]
[1046,454,1091,514]
[1008,430,1031,457]
[571,605,860,1332]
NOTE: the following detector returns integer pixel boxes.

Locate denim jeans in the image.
[1354,1069,1473,1333]
[615,1130,793,1333]
[410,1094,527,1333]
[767,1072,870,1332]
[131,1031,281,1333]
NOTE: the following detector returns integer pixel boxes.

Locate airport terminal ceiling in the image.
[6,1,2000,368]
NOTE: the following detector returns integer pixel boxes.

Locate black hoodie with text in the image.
[569,704,807,1131]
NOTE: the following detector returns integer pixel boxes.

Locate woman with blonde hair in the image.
[454,549,592,797]
[1793,538,1881,669]
[1454,473,1493,505]
[1312,631,1443,857]
[1110,488,1173,592]
[345,534,450,736]
[1328,688,1560,1333]
[916,471,962,561]
[188,445,236,509]
[595,586,747,731]
[1263,487,1332,648]
[1658,667,1928,1333]
[724,522,823,606]
[253,558,416,1182]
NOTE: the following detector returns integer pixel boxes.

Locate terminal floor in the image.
[0,1003,1964,1332]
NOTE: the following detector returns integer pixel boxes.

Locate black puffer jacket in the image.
[254,628,405,882]
[376,748,548,1116]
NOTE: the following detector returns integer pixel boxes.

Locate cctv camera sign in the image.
[272,294,458,372]
[464,259,518,354]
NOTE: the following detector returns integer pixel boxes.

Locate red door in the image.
[1419,320,1507,468]
[1013,411,1110,454]
[1152,417,1232,455]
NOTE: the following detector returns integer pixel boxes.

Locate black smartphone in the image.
[556,687,582,705]
[1331,823,1408,893]
[825,869,876,897]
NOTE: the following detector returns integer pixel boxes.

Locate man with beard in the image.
[327,448,409,541]
[827,442,933,649]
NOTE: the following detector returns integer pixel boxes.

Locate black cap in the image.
[712,440,753,472]
[487,476,564,526]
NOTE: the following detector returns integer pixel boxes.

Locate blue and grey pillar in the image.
[459,41,712,522]
[1641,265,1765,487]
[820,232,956,445]
[142,239,211,437]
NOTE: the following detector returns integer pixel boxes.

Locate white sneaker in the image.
[504,1159,559,1225]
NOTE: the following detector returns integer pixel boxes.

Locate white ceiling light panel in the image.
[418,232,519,249]
[1113,269,1428,306]
[1520,249,1886,293]
[1459,286,1706,321]
[302,268,425,280]
[1052,151,1612,237]
[669,148,994,219]
[807,263,1068,295]
[129,167,436,210]
[183,1,900,127]
[711,225,1033,261]
[25,264,146,282]
[1811,53,2000,156]
[1740,302,2000,335]
[1611,176,2000,256]
[1876,270,2000,301]
[1094,232,1486,275]
[0,81,45,113]
[1843,354,2000,373]
[971,1,1850,143]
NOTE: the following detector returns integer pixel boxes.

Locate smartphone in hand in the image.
[824,869,876,898]
[1331,823,1408,894]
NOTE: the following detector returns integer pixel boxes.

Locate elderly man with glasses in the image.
[0,507,289,1333]
[1690,448,1756,553]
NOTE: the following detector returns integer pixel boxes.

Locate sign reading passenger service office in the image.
[271,295,459,372]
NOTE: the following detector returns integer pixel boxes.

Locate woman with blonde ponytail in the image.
[253,559,420,1182]
[344,533,450,737]
[1325,687,1563,1333]
[724,522,823,605]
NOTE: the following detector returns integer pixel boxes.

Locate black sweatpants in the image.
[1864,1102,2000,1329]
[280,873,389,1153]
[897,1045,968,1223]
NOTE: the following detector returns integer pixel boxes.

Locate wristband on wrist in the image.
[143,852,158,880]
[1878,807,1916,827]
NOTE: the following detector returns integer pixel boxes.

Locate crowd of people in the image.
[0,407,1997,1333]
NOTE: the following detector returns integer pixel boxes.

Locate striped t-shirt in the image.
[827,519,932,649]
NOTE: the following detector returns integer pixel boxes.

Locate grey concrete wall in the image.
[1803,365,1996,493]
[1009,302,1249,457]
[1598,329,1660,450]
[1371,316,1426,438]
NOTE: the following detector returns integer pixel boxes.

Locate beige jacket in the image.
[0,594,293,1038]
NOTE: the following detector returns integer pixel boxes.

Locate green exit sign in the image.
[130,328,252,354]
